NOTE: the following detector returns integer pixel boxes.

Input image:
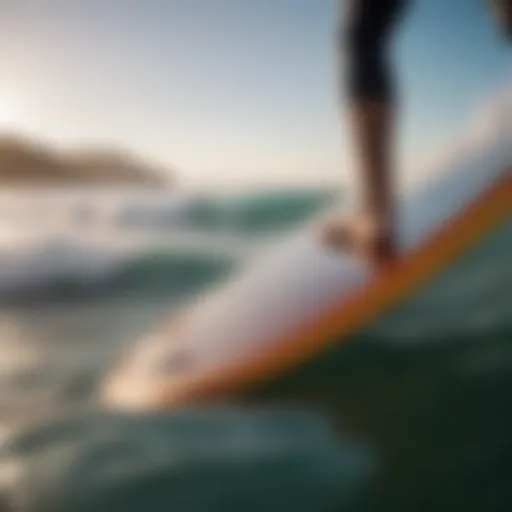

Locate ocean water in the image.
[0,187,372,512]
[0,187,340,421]
[0,186,510,511]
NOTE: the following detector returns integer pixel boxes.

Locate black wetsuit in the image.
[344,0,406,102]
[344,0,511,103]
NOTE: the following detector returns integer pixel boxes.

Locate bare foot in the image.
[321,214,395,267]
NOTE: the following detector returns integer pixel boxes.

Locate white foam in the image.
[0,192,244,296]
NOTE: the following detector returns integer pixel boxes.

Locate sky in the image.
[0,0,509,187]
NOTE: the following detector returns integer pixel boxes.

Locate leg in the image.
[487,0,512,39]
[324,0,407,266]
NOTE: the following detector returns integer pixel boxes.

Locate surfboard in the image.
[102,97,512,411]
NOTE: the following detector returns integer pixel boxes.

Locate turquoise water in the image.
[0,187,510,511]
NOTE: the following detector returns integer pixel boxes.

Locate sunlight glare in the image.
[0,95,21,130]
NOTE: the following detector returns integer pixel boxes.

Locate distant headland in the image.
[0,134,172,187]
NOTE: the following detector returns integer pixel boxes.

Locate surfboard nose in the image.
[101,329,196,410]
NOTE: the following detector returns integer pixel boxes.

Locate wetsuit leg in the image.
[343,0,408,102]
[487,0,512,39]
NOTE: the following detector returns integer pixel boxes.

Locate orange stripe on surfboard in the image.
[159,171,511,405]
